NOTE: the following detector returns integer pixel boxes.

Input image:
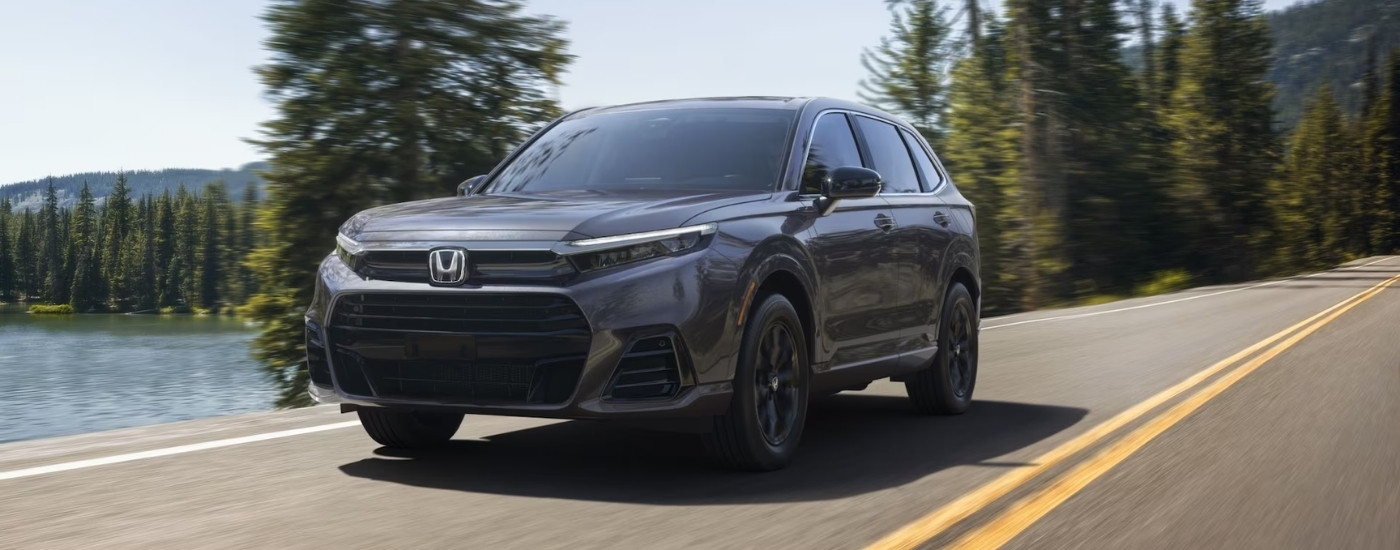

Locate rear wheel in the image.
[906,282,978,414]
[704,293,810,471]
[357,408,464,448]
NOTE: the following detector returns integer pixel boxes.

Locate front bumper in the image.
[304,247,742,420]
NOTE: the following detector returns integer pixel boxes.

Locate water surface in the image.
[0,304,279,443]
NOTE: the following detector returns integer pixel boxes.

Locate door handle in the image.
[933,211,951,227]
[874,213,895,232]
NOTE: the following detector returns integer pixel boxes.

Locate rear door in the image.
[852,117,953,362]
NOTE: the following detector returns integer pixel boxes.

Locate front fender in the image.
[718,232,821,380]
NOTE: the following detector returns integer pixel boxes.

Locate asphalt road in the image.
[2,257,1397,549]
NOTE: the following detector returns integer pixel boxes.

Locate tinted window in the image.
[489,108,796,193]
[900,129,944,191]
[854,116,921,194]
[802,113,864,194]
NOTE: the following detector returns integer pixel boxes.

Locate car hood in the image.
[341,189,768,242]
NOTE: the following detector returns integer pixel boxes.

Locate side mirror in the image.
[817,166,881,215]
[457,175,487,197]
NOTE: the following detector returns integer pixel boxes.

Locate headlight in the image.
[335,233,363,268]
[557,223,716,273]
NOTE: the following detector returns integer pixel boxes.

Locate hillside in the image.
[1123,0,1399,132]
[0,163,268,211]
[1268,0,1400,130]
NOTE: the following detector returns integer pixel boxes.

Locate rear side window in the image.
[900,129,944,191]
[802,113,863,194]
[853,116,920,194]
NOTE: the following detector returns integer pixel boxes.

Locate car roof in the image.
[563,96,906,126]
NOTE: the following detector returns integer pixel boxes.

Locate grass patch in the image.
[1074,269,1197,307]
[28,304,75,314]
[1133,269,1193,296]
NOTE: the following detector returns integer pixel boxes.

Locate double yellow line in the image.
[866,270,1400,550]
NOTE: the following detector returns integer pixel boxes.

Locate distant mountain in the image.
[0,163,268,212]
[1123,0,1400,132]
[1268,0,1400,130]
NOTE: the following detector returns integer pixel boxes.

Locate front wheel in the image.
[906,282,978,414]
[357,408,464,449]
[703,293,810,471]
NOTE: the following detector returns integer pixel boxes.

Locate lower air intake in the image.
[606,336,685,400]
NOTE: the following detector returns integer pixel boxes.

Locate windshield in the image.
[487,107,797,193]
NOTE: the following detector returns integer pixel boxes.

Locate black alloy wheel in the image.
[946,300,975,398]
[906,282,978,414]
[704,292,810,471]
[754,323,800,446]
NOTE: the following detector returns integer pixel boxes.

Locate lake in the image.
[0,305,280,444]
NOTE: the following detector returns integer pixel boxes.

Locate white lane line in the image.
[0,421,359,482]
[983,256,1396,331]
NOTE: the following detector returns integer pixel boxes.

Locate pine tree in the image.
[859,0,954,145]
[1135,0,1157,108]
[68,183,103,311]
[173,186,200,308]
[1371,50,1400,253]
[1063,0,1158,295]
[247,0,573,406]
[1273,87,1347,268]
[945,13,1021,313]
[1168,0,1278,281]
[155,191,180,307]
[100,172,134,309]
[15,210,38,300]
[1006,0,1070,308]
[1156,4,1186,109]
[135,195,159,310]
[233,185,260,302]
[199,183,227,310]
[39,179,66,303]
[0,199,14,302]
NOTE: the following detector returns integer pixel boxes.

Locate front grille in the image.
[327,292,590,404]
[357,250,575,283]
[605,336,686,400]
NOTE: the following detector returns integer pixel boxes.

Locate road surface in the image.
[2,257,1397,549]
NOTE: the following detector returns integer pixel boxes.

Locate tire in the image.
[906,282,979,415]
[703,292,810,471]
[357,407,464,449]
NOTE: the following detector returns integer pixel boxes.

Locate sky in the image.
[0,0,1305,184]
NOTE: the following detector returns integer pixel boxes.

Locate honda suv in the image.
[306,96,981,470]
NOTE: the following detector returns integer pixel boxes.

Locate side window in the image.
[853,116,920,194]
[900,129,945,192]
[802,113,863,194]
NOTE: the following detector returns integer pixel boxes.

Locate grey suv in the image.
[306,96,981,470]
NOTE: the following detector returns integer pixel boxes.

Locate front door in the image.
[802,112,903,370]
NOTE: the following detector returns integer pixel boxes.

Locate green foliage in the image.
[1167,0,1279,281]
[859,0,955,145]
[943,13,1020,314]
[0,199,13,301]
[67,183,103,311]
[246,0,574,406]
[1134,269,1193,296]
[996,0,1154,307]
[1370,51,1400,253]
[28,304,74,314]
[0,180,260,314]
[1155,3,1186,109]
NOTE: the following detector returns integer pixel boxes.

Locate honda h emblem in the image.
[428,248,468,285]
